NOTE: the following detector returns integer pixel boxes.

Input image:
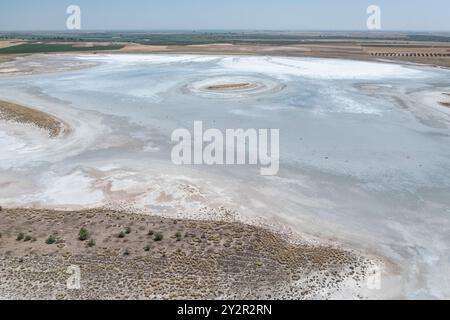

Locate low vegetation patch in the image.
[0,43,124,54]
[78,228,89,241]
[154,232,163,242]
[45,235,56,245]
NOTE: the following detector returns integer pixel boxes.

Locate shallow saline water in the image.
[1,54,450,298]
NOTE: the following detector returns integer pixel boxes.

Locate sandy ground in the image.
[0,41,23,49]
[0,99,67,137]
[0,207,380,300]
[439,93,450,107]
[206,83,256,91]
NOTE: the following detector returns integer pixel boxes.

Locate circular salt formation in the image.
[183,76,284,98]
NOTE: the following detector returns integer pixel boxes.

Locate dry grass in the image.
[0,100,63,137]
[206,83,255,91]
[0,208,373,299]
[0,40,24,49]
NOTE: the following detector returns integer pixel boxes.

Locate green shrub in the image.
[45,235,56,245]
[16,233,24,241]
[175,232,182,241]
[154,232,163,242]
[123,249,130,256]
[24,235,32,242]
[147,230,154,236]
[125,227,131,234]
[78,228,89,241]
[144,245,150,251]
[117,231,126,238]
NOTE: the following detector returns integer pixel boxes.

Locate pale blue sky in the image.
[0,0,449,31]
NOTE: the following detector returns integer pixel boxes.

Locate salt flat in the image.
[0,54,450,299]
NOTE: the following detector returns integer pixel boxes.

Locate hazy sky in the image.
[1,0,449,31]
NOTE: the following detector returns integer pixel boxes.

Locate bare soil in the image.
[206,83,256,91]
[0,208,373,299]
[0,100,64,137]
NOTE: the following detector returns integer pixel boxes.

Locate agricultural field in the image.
[0,43,124,54]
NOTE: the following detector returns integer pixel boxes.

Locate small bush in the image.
[123,249,130,256]
[87,239,95,247]
[144,245,150,251]
[117,231,126,238]
[154,232,163,242]
[125,227,131,234]
[45,235,56,245]
[175,232,182,241]
[24,235,32,242]
[78,228,89,241]
[147,230,154,236]
[16,233,24,241]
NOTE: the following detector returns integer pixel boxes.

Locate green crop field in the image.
[2,31,450,46]
[0,43,124,54]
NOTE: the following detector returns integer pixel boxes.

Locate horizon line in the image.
[1,29,450,34]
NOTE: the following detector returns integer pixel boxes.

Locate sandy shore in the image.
[0,207,376,300]
[439,93,450,108]
[206,83,257,91]
[0,99,67,137]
